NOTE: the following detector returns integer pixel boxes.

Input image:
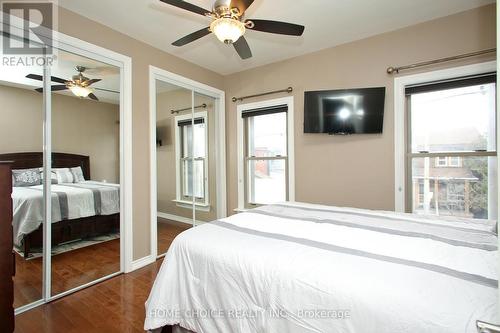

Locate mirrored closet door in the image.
[156,81,194,256]
[50,48,121,296]
[154,76,225,258]
[192,92,218,225]
[1,24,126,314]
[0,52,45,310]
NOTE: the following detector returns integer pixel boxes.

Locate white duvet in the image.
[12,181,120,246]
[145,202,498,333]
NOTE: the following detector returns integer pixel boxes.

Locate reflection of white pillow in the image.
[38,168,58,184]
[53,168,74,184]
[70,167,85,183]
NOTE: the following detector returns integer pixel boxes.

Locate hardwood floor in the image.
[14,219,190,309]
[157,218,191,256]
[14,238,120,309]
[15,259,164,333]
[14,221,190,332]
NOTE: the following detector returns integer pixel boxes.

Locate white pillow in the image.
[53,168,74,184]
[70,166,85,183]
[38,168,58,184]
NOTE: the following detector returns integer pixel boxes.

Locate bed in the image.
[0,152,120,258]
[145,202,498,333]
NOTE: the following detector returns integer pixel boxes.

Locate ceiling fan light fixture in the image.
[210,17,245,44]
[69,85,93,98]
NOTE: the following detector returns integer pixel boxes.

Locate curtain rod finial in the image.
[387,67,396,74]
[232,97,238,102]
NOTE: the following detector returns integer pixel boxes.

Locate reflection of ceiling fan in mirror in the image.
[25,66,118,101]
[160,0,305,59]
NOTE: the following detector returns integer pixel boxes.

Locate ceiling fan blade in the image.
[247,19,305,36]
[233,36,252,59]
[51,85,69,91]
[34,85,69,93]
[50,76,69,84]
[172,27,211,47]
[26,74,68,84]
[85,78,102,86]
[26,74,43,81]
[230,0,254,15]
[95,87,120,94]
[88,93,99,101]
[159,0,211,17]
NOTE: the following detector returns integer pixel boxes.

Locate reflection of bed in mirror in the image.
[0,152,120,259]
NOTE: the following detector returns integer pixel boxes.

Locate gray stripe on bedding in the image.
[54,191,69,220]
[250,209,497,251]
[271,204,495,235]
[212,221,498,289]
[29,187,68,220]
[58,184,102,215]
[92,189,101,215]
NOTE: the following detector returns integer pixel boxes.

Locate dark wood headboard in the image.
[0,152,90,180]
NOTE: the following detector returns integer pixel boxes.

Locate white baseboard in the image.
[130,254,156,272]
[157,211,204,225]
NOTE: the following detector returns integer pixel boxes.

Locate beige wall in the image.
[223,4,496,214]
[156,89,217,222]
[56,7,225,260]
[0,84,119,182]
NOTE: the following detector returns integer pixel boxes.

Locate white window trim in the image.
[394,61,496,213]
[236,96,295,211]
[174,111,209,208]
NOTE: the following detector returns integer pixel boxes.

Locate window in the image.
[406,74,497,220]
[175,112,208,206]
[237,98,294,210]
[448,156,461,167]
[435,156,461,167]
[436,156,448,167]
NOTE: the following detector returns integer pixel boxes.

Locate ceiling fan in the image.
[160,0,305,59]
[25,66,112,101]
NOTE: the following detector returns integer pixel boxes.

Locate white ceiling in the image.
[0,48,120,104]
[58,0,494,75]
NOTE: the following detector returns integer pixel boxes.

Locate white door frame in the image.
[236,96,295,211]
[149,66,227,260]
[2,13,133,314]
[393,61,496,213]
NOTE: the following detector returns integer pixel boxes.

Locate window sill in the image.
[173,199,211,212]
[234,205,261,213]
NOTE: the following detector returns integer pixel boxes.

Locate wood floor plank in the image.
[14,221,189,332]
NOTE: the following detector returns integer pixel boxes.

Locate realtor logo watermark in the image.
[1,0,57,66]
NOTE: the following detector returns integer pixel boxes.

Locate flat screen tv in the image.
[304,87,386,135]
